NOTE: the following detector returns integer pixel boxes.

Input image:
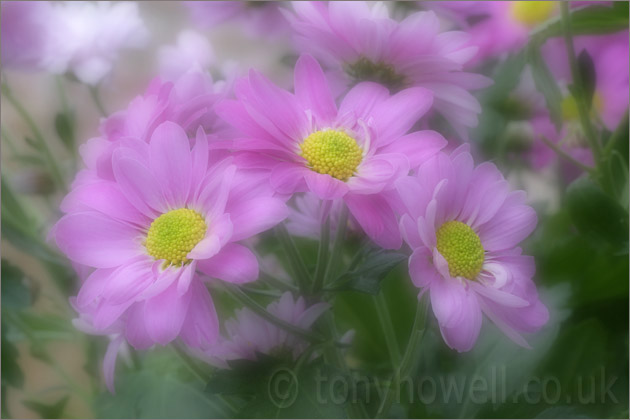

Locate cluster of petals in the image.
[219,54,446,249]
[397,145,549,352]
[285,1,492,138]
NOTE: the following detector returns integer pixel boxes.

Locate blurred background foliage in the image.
[1,1,629,419]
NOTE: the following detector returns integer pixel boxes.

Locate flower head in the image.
[218,54,446,248]
[285,1,491,138]
[397,145,548,351]
[54,122,288,352]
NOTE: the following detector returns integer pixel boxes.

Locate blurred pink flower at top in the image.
[79,68,233,184]
[158,30,215,82]
[184,1,290,37]
[1,1,54,70]
[426,1,559,65]
[206,292,330,366]
[218,54,447,249]
[397,145,548,352]
[1,1,148,85]
[285,1,491,138]
[53,123,288,385]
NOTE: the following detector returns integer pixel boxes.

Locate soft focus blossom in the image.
[184,1,290,38]
[218,54,446,249]
[397,145,548,352]
[425,1,560,65]
[285,1,491,138]
[207,292,329,366]
[0,1,54,70]
[1,1,148,84]
[53,123,288,353]
[79,68,232,181]
[158,30,214,81]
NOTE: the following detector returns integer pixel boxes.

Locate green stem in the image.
[560,2,601,163]
[376,295,428,418]
[2,82,66,191]
[312,215,331,293]
[276,224,312,292]
[373,293,401,368]
[322,204,349,288]
[259,270,299,292]
[88,84,108,116]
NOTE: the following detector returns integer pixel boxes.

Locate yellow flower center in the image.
[145,208,207,266]
[299,129,362,181]
[561,92,603,121]
[436,221,484,280]
[510,1,555,27]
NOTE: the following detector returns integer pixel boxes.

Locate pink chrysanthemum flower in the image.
[284,1,491,138]
[397,145,548,352]
[206,292,330,366]
[53,122,288,354]
[218,54,446,249]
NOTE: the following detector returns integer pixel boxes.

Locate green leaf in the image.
[607,150,629,207]
[533,3,629,39]
[1,321,24,388]
[528,44,563,130]
[54,112,75,151]
[23,396,69,419]
[566,176,629,248]
[1,260,31,310]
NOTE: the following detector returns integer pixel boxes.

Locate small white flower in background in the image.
[49,1,149,85]
[1,1,148,85]
[158,30,214,81]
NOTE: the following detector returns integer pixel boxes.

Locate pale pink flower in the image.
[218,54,446,249]
[397,145,548,352]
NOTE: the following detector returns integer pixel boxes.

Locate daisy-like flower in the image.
[53,122,288,354]
[397,145,548,352]
[158,30,215,82]
[284,1,491,138]
[218,54,446,249]
[206,292,330,366]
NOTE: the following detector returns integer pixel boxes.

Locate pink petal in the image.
[409,248,440,289]
[270,163,310,194]
[143,281,193,345]
[54,212,140,268]
[228,197,288,241]
[380,130,446,169]
[294,54,337,123]
[305,171,349,200]
[103,335,124,394]
[180,280,220,349]
[338,81,389,122]
[197,243,259,284]
[345,193,402,249]
[372,87,434,144]
[478,192,537,252]
[113,155,164,218]
[150,121,192,208]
